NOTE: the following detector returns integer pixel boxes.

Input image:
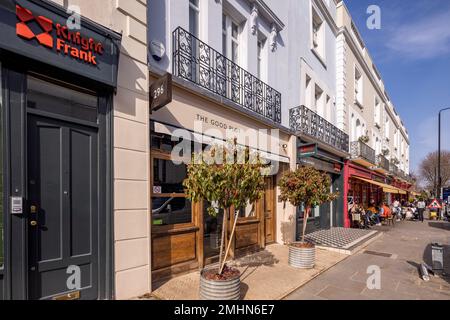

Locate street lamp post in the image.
[438,107,450,200]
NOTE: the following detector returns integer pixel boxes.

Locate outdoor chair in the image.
[351,213,364,229]
[383,214,395,227]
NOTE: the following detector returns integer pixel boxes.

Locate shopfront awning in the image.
[353,177,407,195]
[153,121,290,163]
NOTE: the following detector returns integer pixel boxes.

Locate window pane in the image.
[257,40,263,78]
[232,42,238,63]
[27,76,98,123]
[239,202,256,218]
[0,63,3,269]
[232,22,238,39]
[222,33,227,57]
[203,202,224,258]
[189,7,199,37]
[152,158,187,194]
[152,197,192,226]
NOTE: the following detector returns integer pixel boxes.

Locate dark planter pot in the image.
[288,243,316,269]
[199,268,241,300]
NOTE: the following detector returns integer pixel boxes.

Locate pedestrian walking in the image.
[393,198,401,222]
[417,199,426,222]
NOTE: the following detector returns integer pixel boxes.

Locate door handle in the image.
[30,220,38,227]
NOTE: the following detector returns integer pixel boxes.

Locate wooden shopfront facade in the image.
[149,74,291,282]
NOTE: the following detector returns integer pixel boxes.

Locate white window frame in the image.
[305,74,312,109]
[311,7,325,62]
[231,21,240,63]
[222,14,241,64]
[257,37,267,80]
[374,97,381,127]
[354,66,363,106]
[325,95,331,123]
[222,13,227,57]
[314,85,324,117]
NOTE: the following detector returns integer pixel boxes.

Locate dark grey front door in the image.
[27,115,99,300]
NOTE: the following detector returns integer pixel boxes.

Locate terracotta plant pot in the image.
[288,242,316,269]
[199,266,241,300]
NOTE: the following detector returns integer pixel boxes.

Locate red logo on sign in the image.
[16,5,53,48]
[15,5,104,66]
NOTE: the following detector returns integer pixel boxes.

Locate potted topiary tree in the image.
[358,135,370,144]
[391,157,400,165]
[279,166,338,269]
[183,141,266,300]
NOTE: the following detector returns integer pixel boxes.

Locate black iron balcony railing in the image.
[399,170,408,180]
[389,163,399,176]
[289,105,349,153]
[376,155,390,171]
[350,141,376,165]
[172,27,281,124]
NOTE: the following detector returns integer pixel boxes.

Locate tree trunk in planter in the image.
[289,207,316,269]
[200,210,242,300]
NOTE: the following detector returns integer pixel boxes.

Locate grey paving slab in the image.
[285,217,450,300]
[316,285,367,300]
[295,278,331,295]
[361,287,418,300]
[284,290,327,300]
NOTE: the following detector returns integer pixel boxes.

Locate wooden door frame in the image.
[263,176,277,245]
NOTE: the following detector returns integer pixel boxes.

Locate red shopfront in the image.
[343,161,406,227]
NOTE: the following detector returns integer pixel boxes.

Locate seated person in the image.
[366,204,378,226]
[382,203,391,217]
[405,207,414,220]
[349,202,361,228]
[368,204,383,226]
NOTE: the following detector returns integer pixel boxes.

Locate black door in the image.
[27,115,99,300]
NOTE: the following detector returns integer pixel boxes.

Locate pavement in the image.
[285,215,450,300]
[149,244,348,300]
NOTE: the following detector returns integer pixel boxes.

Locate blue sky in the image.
[344,0,450,175]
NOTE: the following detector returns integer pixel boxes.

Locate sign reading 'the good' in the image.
[150,73,172,112]
[0,0,121,87]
